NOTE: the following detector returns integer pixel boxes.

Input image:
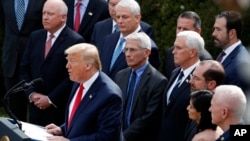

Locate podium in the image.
[0,118,30,141]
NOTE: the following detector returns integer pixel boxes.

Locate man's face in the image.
[189,64,209,91]
[108,0,120,20]
[124,39,150,70]
[209,93,224,126]
[212,17,230,49]
[42,1,66,33]
[66,53,85,83]
[173,36,195,67]
[116,6,141,36]
[176,18,200,34]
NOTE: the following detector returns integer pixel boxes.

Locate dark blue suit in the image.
[115,64,168,141]
[220,44,250,93]
[19,26,84,126]
[157,67,193,141]
[91,18,155,50]
[64,0,110,42]
[100,32,160,80]
[61,72,122,141]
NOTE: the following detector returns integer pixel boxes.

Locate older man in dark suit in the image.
[0,0,45,121]
[64,0,110,42]
[157,31,204,141]
[163,11,212,80]
[46,43,122,141]
[115,32,167,141]
[99,0,160,80]
[19,0,84,126]
[91,0,155,50]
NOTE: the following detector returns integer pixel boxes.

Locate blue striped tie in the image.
[15,0,25,30]
[110,37,125,70]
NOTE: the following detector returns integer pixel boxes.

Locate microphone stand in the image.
[3,80,26,131]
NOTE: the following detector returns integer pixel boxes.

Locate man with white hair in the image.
[115,32,167,141]
[209,85,247,141]
[157,30,204,141]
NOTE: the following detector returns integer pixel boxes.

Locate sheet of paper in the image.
[21,121,53,141]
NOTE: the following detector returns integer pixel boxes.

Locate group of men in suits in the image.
[1,0,250,141]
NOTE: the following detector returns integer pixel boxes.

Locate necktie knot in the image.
[44,34,54,58]
[15,0,26,30]
[113,24,119,33]
[110,37,126,70]
[74,1,82,32]
[216,51,226,62]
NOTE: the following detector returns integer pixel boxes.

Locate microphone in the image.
[12,78,43,93]
[3,78,43,131]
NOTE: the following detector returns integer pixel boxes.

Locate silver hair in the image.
[115,0,140,16]
[125,32,151,50]
[214,85,247,119]
[177,30,204,56]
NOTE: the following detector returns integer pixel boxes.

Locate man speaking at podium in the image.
[45,43,122,141]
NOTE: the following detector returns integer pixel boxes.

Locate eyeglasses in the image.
[122,47,146,53]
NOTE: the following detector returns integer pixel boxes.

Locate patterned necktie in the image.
[44,34,54,58]
[113,24,119,33]
[74,1,82,32]
[124,71,137,129]
[216,51,226,62]
[168,71,184,103]
[110,37,126,70]
[15,0,25,30]
[68,84,84,128]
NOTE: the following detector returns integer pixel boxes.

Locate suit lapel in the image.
[222,45,241,67]
[78,0,95,32]
[45,27,67,59]
[131,65,151,113]
[166,69,193,108]
[67,73,101,130]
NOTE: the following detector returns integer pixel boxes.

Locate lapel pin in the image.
[89,94,92,99]
[88,12,93,16]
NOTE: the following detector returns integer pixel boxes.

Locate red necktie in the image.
[74,1,82,32]
[44,34,54,58]
[68,84,84,128]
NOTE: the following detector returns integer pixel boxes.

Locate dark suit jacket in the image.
[220,44,250,93]
[61,72,122,141]
[100,32,160,80]
[0,0,45,79]
[91,18,155,50]
[157,67,193,141]
[163,46,213,79]
[115,64,167,141]
[19,26,84,126]
[183,120,197,141]
[64,0,110,42]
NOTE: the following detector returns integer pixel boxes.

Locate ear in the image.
[229,29,236,39]
[207,80,216,90]
[190,48,197,57]
[222,107,229,119]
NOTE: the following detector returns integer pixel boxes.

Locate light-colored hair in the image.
[45,0,68,15]
[214,85,247,119]
[65,43,102,70]
[125,32,151,50]
[115,0,140,16]
[176,30,204,56]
